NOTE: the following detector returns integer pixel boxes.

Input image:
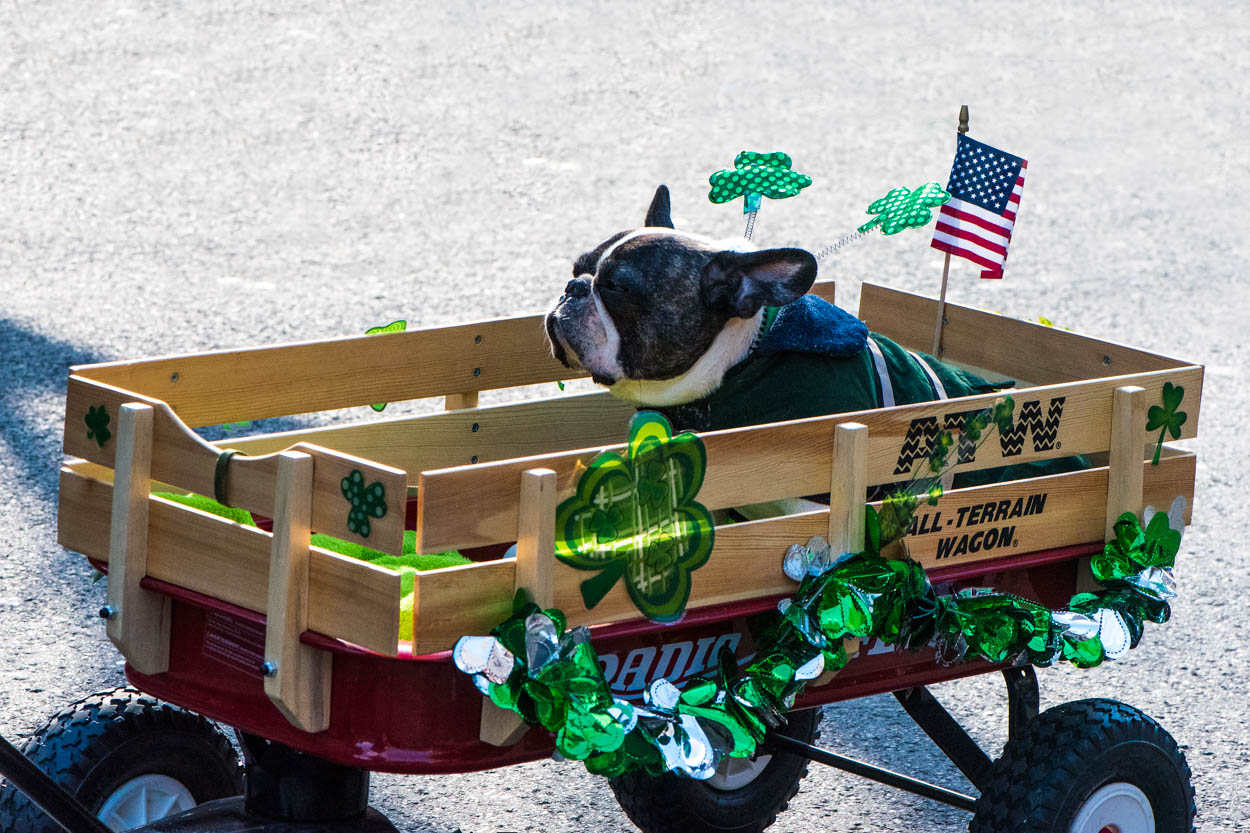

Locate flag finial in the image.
[958,105,969,135]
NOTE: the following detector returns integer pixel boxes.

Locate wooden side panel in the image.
[859,283,1188,385]
[406,451,1195,655]
[417,367,1203,552]
[219,392,639,482]
[59,468,401,656]
[66,377,407,554]
[889,450,1194,566]
[70,316,574,427]
[69,282,834,429]
[69,283,836,428]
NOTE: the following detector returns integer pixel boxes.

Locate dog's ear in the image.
[701,248,817,318]
[644,185,674,229]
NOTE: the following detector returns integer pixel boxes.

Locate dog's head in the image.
[545,186,817,403]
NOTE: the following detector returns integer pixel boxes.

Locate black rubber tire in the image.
[970,698,1195,833]
[0,687,243,832]
[608,707,821,833]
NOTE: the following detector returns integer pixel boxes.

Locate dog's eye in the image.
[598,277,625,295]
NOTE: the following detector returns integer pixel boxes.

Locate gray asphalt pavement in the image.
[2,1,1248,830]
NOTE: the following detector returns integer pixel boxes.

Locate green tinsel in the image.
[455,503,1181,780]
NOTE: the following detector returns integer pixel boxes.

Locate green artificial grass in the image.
[156,491,258,527]
[155,492,472,643]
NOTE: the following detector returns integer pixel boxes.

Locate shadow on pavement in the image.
[0,318,105,507]
[0,317,320,509]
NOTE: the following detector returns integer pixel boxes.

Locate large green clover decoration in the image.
[708,151,811,214]
[1146,381,1186,465]
[857,182,951,235]
[555,412,714,622]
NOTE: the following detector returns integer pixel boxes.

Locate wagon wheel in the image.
[0,687,242,832]
[970,698,1195,833]
[609,707,821,833]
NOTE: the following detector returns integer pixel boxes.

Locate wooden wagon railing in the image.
[58,282,1203,736]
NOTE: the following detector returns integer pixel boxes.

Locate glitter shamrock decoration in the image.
[857,183,951,235]
[554,412,714,622]
[1146,381,1187,465]
[709,151,812,239]
[365,320,407,411]
[341,469,387,538]
[85,405,111,448]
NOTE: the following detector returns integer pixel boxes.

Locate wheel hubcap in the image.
[1070,782,1155,833]
[96,774,196,831]
[705,753,773,791]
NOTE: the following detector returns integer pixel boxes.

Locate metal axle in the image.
[765,731,977,812]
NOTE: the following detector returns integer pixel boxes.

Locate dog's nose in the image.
[564,277,591,299]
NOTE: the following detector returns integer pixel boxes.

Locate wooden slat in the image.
[1084,385,1148,592]
[69,315,574,427]
[829,423,868,555]
[263,451,332,733]
[411,560,516,655]
[406,451,1195,654]
[218,392,638,483]
[288,442,406,553]
[59,466,402,656]
[1104,386,1147,537]
[105,404,171,675]
[68,281,834,429]
[66,376,406,554]
[416,366,1203,552]
[480,468,557,747]
[886,449,1194,566]
[445,392,479,410]
[514,469,557,608]
[859,283,1188,386]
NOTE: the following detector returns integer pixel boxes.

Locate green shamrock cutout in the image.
[85,405,111,448]
[709,151,812,214]
[341,469,387,538]
[555,412,714,622]
[857,183,951,235]
[1146,382,1186,465]
[364,320,407,411]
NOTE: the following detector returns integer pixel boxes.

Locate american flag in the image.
[930,133,1027,279]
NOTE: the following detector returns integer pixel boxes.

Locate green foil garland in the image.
[454,503,1182,780]
[453,398,1184,781]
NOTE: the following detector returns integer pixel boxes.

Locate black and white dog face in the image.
[544,186,818,405]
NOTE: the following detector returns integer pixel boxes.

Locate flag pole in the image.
[932,105,969,357]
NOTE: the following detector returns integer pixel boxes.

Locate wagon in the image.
[1,281,1202,832]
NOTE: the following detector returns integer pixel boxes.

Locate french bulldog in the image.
[544,185,824,417]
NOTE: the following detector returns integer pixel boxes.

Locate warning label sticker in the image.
[203,611,266,676]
